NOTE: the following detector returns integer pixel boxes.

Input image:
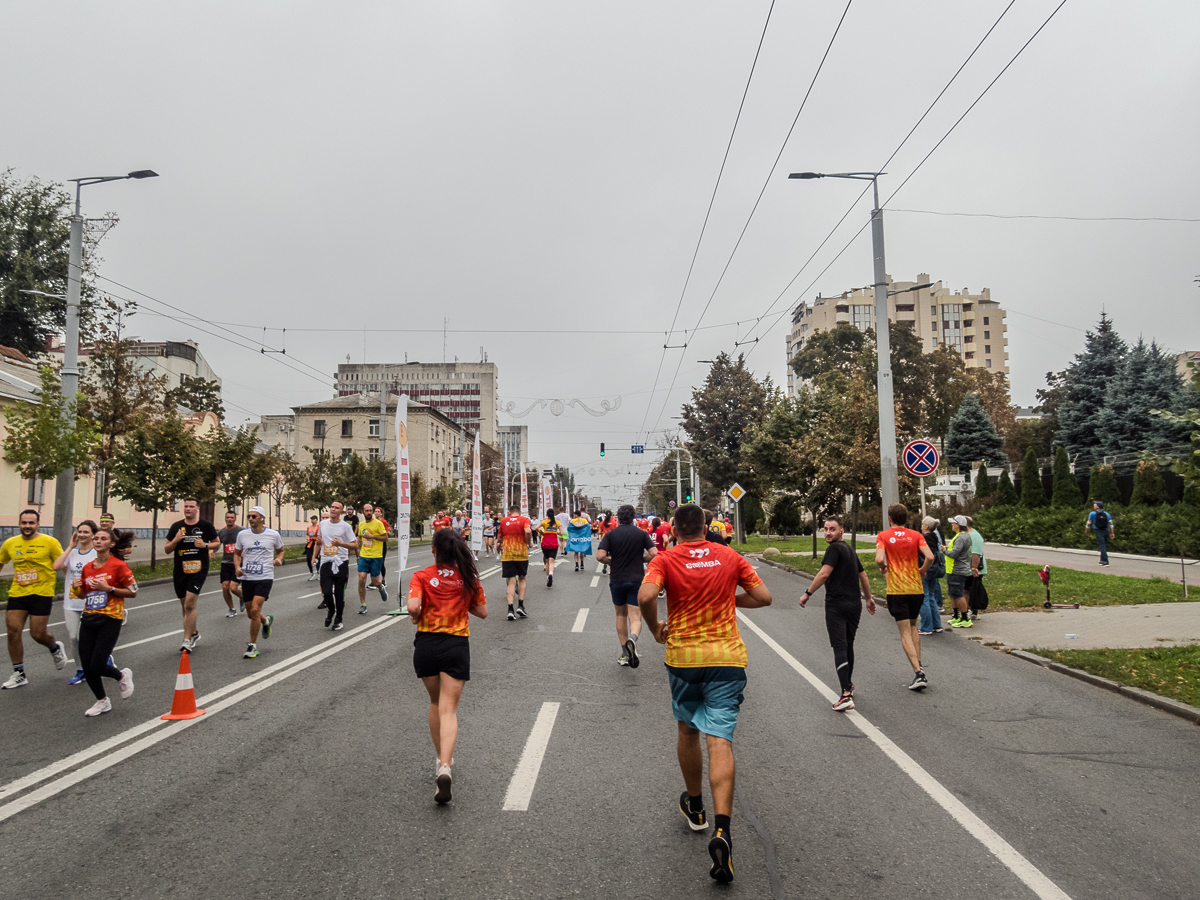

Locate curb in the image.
[991,543,1199,566]
[1009,649,1200,726]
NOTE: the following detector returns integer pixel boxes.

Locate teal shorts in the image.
[667,665,746,742]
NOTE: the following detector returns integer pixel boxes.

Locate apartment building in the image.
[785,273,1009,396]
[497,425,529,472]
[44,337,222,393]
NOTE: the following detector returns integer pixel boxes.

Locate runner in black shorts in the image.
[164,500,219,653]
[216,510,245,618]
[498,504,533,620]
[875,503,935,691]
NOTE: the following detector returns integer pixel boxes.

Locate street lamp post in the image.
[50,170,157,548]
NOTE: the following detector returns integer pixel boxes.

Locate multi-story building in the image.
[785,274,1009,396]
[497,425,529,473]
[334,356,499,445]
[44,337,221,394]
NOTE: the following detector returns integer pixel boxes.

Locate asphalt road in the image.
[2,544,1198,899]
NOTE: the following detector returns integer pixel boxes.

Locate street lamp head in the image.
[127,170,158,179]
[788,172,824,179]
[19,289,66,299]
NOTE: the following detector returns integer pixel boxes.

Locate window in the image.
[314,419,326,438]
[368,447,380,460]
[341,448,353,462]
[296,505,303,522]
[369,419,380,437]
[932,337,938,347]
[985,344,991,354]
[94,468,106,507]
[983,316,990,325]
[27,479,45,505]
[930,305,937,316]
[986,359,993,369]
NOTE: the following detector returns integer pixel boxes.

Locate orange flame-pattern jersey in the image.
[409,563,485,637]
[499,515,532,561]
[642,540,764,668]
[876,527,925,595]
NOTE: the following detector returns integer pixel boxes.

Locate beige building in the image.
[44,337,222,394]
[334,355,499,445]
[786,273,1009,396]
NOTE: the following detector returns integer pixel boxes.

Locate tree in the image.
[1129,459,1167,506]
[202,426,279,514]
[790,324,868,382]
[106,413,205,568]
[1056,313,1127,467]
[1087,464,1121,505]
[1020,446,1048,508]
[1150,357,1200,491]
[2,366,100,507]
[1097,338,1191,457]
[974,463,993,499]
[265,455,301,529]
[0,171,71,357]
[963,368,1019,461]
[166,376,225,421]
[293,448,341,513]
[336,454,397,511]
[995,469,1019,506]
[924,347,970,453]
[1050,445,1084,508]
[945,392,1006,475]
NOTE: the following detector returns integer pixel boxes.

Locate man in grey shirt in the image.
[944,515,973,629]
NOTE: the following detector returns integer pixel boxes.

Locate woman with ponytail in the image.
[407,528,487,804]
[77,527,137,717]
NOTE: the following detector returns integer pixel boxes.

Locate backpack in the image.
[1094,510,1109,532]
[929,548,946,580]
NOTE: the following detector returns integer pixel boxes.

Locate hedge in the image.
[973,502,1200,559]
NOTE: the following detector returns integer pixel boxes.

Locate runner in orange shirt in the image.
[638,503,772,884]
[875,503,935,691]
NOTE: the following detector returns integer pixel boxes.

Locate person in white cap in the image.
[944,516,973,629]
[316,500,358,630]
[234,507,285,658]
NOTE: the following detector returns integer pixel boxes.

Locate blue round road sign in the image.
[902,440,940,477]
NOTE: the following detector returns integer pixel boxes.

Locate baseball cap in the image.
[249,506,267,517]
[952,515,968,527]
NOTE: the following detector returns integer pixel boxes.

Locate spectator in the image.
[918,516,944,635]
[1085,501,1114,567]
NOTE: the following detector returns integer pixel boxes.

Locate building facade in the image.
[497,424,529,473]
[786,274,1009,396]
[44,337,222,393]
[334,356,499,445]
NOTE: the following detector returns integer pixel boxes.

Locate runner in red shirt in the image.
[638,504,772,884]
[652,517,671,552]
[77,527,138,717]
[875,503,935,691]
[498,504,533,619]
[432,511,453,533]
[408,528,487,804]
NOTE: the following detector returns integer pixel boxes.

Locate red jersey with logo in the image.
[499,515,532,562]
[80,556,138,621]
[653,525,671,551]
[433,517,452,532]
[642,540,764,668]
[877,527,925,595]
[409,563,485,637]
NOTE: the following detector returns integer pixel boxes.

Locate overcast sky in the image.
[5,1,1198,507]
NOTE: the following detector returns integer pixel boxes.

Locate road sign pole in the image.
[920,475,926,522]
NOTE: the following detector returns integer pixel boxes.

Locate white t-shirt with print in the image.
[234,527,284,581]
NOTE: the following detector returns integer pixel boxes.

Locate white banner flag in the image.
[520,469,529,518]
[395,394,411,578]
[470,433,482,553]
[504,458,509,512]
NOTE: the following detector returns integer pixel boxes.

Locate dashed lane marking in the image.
[502,702,561,811]
[571,609,588,633]
[590,575,600,588]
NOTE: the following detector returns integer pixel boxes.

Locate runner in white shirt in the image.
[234,506,286,659]
[53,520,99,685]
[317,500,358,631]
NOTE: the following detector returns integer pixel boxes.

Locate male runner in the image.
[499,503,533,620]
[344,505,360,539]
[216,510,245,617]
[356,502,389,613]
[316,500,358,630]
[800,516,875,711]
[875,503,935,690]
[1,509,69,688]
[164,498,219,653]
[451,510,467,537]
[596,504,655,666]
[433,510,452,533]
[234,506,285,658]
[637,503,772,883]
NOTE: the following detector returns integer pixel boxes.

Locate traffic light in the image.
[685,492,692,503]
[599,442,605,457]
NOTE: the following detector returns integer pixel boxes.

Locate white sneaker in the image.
[225,608,238,618]
[118,668,134,700]
[52,641,69,670]
[2,671,28,689]
[308,572,318,581]
[435,765,452,804]
[85,697,113,717]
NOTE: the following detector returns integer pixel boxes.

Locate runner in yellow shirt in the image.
[356,502,389,614]
[1,509,70,688]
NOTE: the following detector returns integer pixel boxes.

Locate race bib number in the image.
[245,561,265,576]
[15,570,38,586]
[322,544,338,556]
[225,543,236,554]
[362,538,374,549]
[182,560,202,575]
[84,590,109,611]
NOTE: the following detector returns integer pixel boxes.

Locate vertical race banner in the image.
[392,394,411,614]
[470,433,482,554]
[520,469,529,518]
[504,458,509,511]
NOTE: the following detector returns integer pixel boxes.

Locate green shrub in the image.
[1130,459,1168,506]
[1051,445,1084,507]
[1020,447,1048,508]
[995,469,1019,506]
[973,503,1199,558]
[1088,464,1122,505]
[975,465,994,499]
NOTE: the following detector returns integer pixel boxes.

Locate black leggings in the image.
[825,600,862,694]
[380,541,387,579]
[79,614,123,700]
[320,563,349,619]
[305,543,316,573]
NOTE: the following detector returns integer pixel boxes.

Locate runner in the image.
[375,505,391,588]
[316,500,358,631]
[76,526,137,716]
[875,503,936,690]
[555,506,571,551]
[344,505,360,539]
[164,498,219,653]
[408,528,487,804]
[596,504,656,667]
[234,506,285,659]
[356,502,389,614]
[483,512,497,559]
[538,507,560,588]
[566,509,593,571]
[800,516,876,711]
[217,510,245,618]
[53,520,99,685]
[637,503,772,883]
[652,516,671,552]
[1,509,69,688]
[432,510,452,533]
[451,510,467,537]
[304,515,320,581]
[499,503,533,620]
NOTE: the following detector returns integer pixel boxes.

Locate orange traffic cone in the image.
[161,650,206,720]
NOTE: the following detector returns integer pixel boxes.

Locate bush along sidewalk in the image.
[973,502,1200,559]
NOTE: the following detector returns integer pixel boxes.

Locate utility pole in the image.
[870,176,899,527]
[675,451,682,507]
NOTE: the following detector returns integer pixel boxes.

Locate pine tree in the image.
[1087,464,1122,505]
[1097,339,1192,455]
[1129,459,1168,506]
[974,463,994,499]
[1057,313,1128,467]
[1050,445,1084,507]
[995,469,1019,506]
[1020,446,1048,508]
[945,392,1006,473]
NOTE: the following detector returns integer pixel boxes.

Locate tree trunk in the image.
[151,508,158,570]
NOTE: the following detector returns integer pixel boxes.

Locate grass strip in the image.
[1030,645,1200,709]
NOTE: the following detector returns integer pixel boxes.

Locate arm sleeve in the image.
[471,582,487,605]
[855,552,864,573]
[116,562,136,591]
[642,532,654,551]
[166,523,180,541]
[821,546,838,568]
[203,522,218,540]
[642,553,666,587]
[408,571,424,600]
[737,555,764,590]
[598,534,610,554]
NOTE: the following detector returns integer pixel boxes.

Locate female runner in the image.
[53,519,98,685]
[77,527,137,717]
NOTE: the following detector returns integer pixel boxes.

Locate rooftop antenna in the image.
[443,317,447,363]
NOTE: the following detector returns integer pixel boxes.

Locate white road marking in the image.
[589,575,600,588]
[479,565,501,580]
[595,562,604,573]
[736,611,1073,900]
[571,609,588,632]
[0,617,395,805]
[115,629,184,651]
[502,702,561,811]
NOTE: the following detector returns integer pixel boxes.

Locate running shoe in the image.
[618,655,629,666]
[516,605,528,619]
[574,563,579,572]
[624,638,639,669]
[68,669,86,685]
[262,614,274,639]
[325,613,334,628]
[243,644,259,659]
[708,829,733,883]
[333,619,344,632]
[381,580,387,588]
[679,792,707,832]
[181,633,200,653]
[917,629,933,636]
[308,572,318,581]
[959,617,973,628]
[507,609,516,621]
[118,668,134,699]
[379,586,388,605]
[225,608,238,618]
[239,602,246,614]
[933,627,944,633]
[318,601,327,609]
[52,641,69,670]
[2,671,28,690]
[832,692,854,711]
[367,584,377,591]
[950,616,965,628]
[359,604,368,615]
[84,697,112,717]
[434,765,452,804]
[908,671,929,691]
[547,574,553,588]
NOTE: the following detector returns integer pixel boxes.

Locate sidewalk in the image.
[977,602,1200,651]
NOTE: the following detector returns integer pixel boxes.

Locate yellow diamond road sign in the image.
[728,483,746,503]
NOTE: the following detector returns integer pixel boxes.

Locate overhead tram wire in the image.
[643,0,856,440]
[637,0,779,444]
[889,209,1200,223]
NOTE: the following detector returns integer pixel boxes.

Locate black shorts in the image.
[946,574,967,598]
[174,569,208,599]
[502,560,529,579]
[413,631,470,681]
[542,547,558,561]
[886,594,924,622]
[7,594,53,617]
[241,580,273,603]
[220,563,239,584]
